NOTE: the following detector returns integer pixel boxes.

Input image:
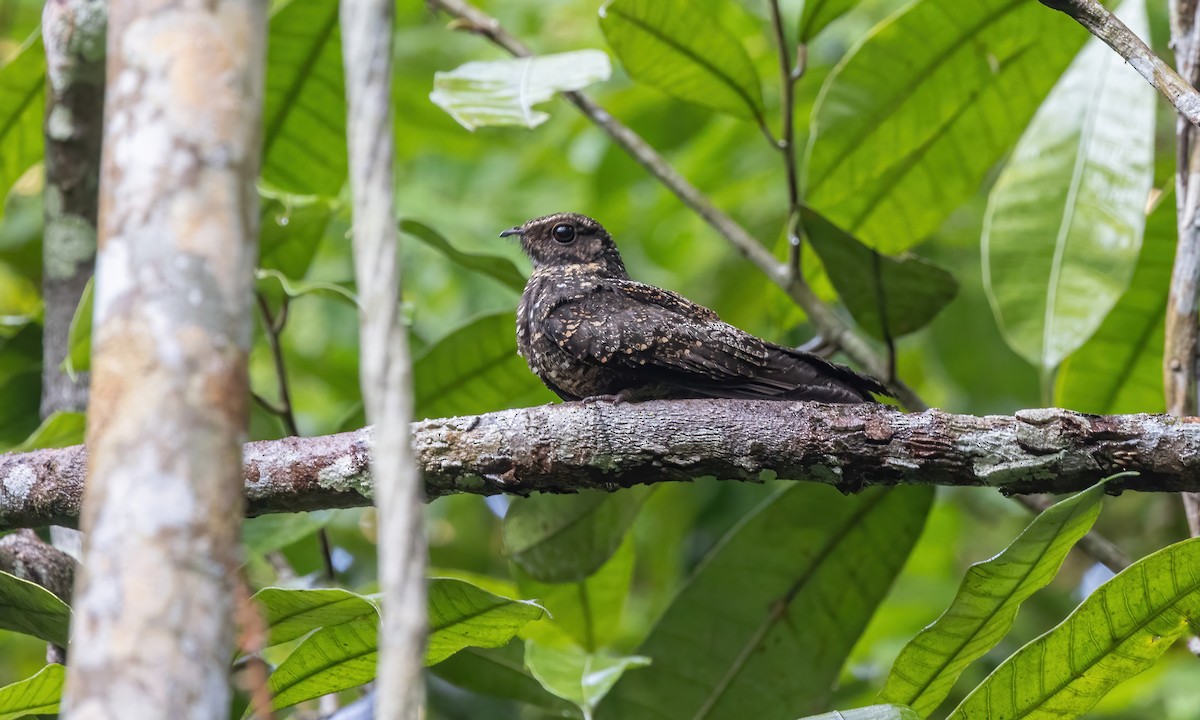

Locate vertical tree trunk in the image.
[340,1,428,716]
[61,1,267,718]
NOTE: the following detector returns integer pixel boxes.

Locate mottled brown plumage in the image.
[505,212,889,404]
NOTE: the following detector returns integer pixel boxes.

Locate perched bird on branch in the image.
[503,212,889,404]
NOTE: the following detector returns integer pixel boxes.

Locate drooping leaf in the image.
[401,219,525,293]
[0,664,64,720]
[254,587,377,647]
[0,571,71,646]
[599,0,764,121]
[255,268,357,306]
[63,277,92,377]
[1056,189,1173,413]
[429,642,579,716]
[803,206,957,340]
[12,411,85,452]
[599,485,933,720]
[412,312,555,420]
[0,33,43,220]
[805,0,1099,253]
[430,50,611,131]
[242,511,336,557]
[427,577,547,666]
[800,706,919,720]
[525,640,650,720]
[504,487,650,584]
[946,536,1200,720]
[262,0,347,196]
[799,0,861,42]
[259,191,335,280]
[269,613,378,711]
[982,0,1154,371]
[880,482,1109,716]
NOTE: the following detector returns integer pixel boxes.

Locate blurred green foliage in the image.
[2,0,1200,718]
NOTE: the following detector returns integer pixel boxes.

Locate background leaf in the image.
[11,411,84,452]
[0,571,71,646]
[242,511,335,557]
[402,219,525,293]
[600,0,764,121]
[258,192,335,280]
[427,578,546,666]
[982,0,1155,370]
[429,642,580,716]
[525,640,650,720]
[0,34,43,220]
[800,706,919,720]
[0,663,64,720]
[799,0,861,42]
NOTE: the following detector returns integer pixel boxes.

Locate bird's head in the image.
[501,212,628,278]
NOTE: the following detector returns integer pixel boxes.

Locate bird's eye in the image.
[552,223,576,244]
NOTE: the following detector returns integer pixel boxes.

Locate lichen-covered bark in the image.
[4,401,1200,531]
[40,0,106,417]
[61,2,267,719]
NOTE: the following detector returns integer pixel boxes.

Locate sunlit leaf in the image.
[12,411,85,452]
[803,206,957,339]
[599,485,933,720]
[982,0,1154,371]
[63,277,92,377]
[427,577,547,666]
[799,0,861,42]
[526,641,650,720]
[430,50,611,131]
[806,0,1098,253]
[269,614,377,711]
[0,571,71,646]
[946,537,1200,720]
[254,587,376,647]
[0,664,64,720]
[599,0,763,121]
[800,706,919,720]
[0,33,43,221]
[401,218,525,293]
[0,260,40,335]
[880,482,1109,716]
[1056,190,1173,413]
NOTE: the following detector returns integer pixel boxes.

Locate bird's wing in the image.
[543,280,884,402]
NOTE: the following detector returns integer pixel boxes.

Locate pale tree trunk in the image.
[340,1,427,717]
[61,1,267,718]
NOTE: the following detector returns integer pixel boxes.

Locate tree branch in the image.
[3,400,1198,530]
[1038,0,1200,126]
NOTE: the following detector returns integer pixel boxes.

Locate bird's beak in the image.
[499,227,523,238]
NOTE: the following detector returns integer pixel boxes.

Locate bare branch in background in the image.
[341,0,427,716]
[60,0,268,717]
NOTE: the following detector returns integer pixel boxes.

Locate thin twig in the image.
[766,0,803,277]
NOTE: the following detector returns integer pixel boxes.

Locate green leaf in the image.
[12,411,85,452]
[880,482,1109,716]
[599,0,764,121]
[263,0,347,196]
[427,577,547,666]
[0,571,71,646]
[946,536,1200,720]
[599,485,933,720]
[269,613,377,711]
[242,511,335,557]
[516,533,636,652]
[254,587,376,647]
[430,50,612,131]
[401,219,525,293]
[412,312,555,420]
[800,706,919,720]
[0,260,40,336]
[803,206,958,340]
[0,33,43,220]
[805,0,1097,253]
[982,0,1155,370]
[504,487,650,584]
[259,191,335,280]
[1056,190,1173,413]
[0,664,64,720]
[254,268,357,306]
[63,277,92,377]
[526,641,650,720]
[799,0,861,42]
[429,642,579,716]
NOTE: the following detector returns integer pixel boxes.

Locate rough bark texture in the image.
[341,0,427,715]
[40,0,105,417]
[4,401,1200,531]
[0,529,77,603]
[60,2,267,719]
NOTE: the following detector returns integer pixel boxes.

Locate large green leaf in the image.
[982,0,1155,370]
[429,642,579,716]
[427,577,546,665]
[525,640,650,720]
[1056,190,1173,413]
[258,191,335,280]
[803,206,957,340]
[412,312,555,420]
[430,51,612,131]
[269,613,377,711]
[0,571,71,646]
[0,33,43,220]
[801,707,919,720]
[0,664,64,720]
[799,0,861,42]
[880,482,1108,716]
[254,587,376,646]
[262,0,346,197]
[12,411,85,452]
[805,0,1097,253]
[242,511,335,557]
[599,485,933,720]
[504,487,650,584]
[599,0,764,121]
[401,219,525,293]
[946,537,1200,720]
